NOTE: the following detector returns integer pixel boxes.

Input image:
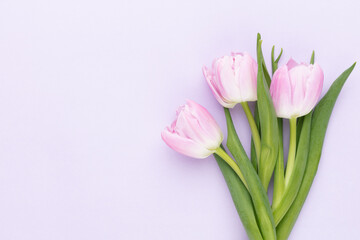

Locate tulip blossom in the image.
[161,100,223,159]
[270,59,324,185]
[162,100,247,188]
[202,52,258,108]
[203,53,261,161]
[270,59,324,119]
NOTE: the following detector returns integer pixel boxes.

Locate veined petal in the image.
[216,56,241,101]
[270,65,293,118]
[161,128,213,159]
[186,100,223,149]
[299,63,324,116]
[288,65,311,116]
[234,53,258,102]
[202,66,236,108]
[161,100,223,159]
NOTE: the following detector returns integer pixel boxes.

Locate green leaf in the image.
[273,113,312,225]
[259,41,271,86]
[250,104,260,172]
[271,46,283,75]
[276,62,356,240]
[310,50,315,64]
[214,151,263,240]
[263,62,272,87]
[256,34,279,191]
[250,138,258,171]
[295,117,304,150]
[272,118,284,210]
[224,108,276,240]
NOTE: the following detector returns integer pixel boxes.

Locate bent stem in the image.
[215,147,248,190]
[284,117,297,186]
[241,102,261,163]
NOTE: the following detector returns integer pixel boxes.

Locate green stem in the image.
[272,118,285,210]
[241,102,261,163]
[273,113,312,226]
[284,117,297,186]
[215,147,248,190]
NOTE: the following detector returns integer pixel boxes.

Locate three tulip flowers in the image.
[161,34,355,240]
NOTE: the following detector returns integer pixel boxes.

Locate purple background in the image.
[0,0,359,239]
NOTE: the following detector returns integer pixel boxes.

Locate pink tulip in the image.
[203,52,258,108]
[270,59,324,119]
[161,100,223,159]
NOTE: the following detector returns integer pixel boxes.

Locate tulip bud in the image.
[270,59,324,119]
[161,100,223,159]
[203,52,258,108]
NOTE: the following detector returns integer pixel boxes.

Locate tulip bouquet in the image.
[161,34,356,240]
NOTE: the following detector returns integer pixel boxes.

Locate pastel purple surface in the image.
[0,0,359,239]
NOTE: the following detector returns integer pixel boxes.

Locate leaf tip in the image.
[310,51,315,64]
[347,62,357,72]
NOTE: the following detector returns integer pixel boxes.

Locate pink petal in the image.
[215,56,241,102]
[286,58,299,70]
[161,128,213,159]
[288,65,311,115]
[203,66,235,108]
[299,63,324,116]
[270,65,293,118]
[185,100,223,147]
[234,53,258,102]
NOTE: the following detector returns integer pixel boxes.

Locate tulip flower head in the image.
[161,100,223,159]
[203,52,258,108]
[270,59,324,119]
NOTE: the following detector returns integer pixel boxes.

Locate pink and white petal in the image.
[286,58,299,70]
[203,66,235,108]
[270,65,293,118]
[173,109,205,144]
[161,129,213,159]
[288,65,311,116]
[186,100,223,148]
[235,53,257,102]
[216,56,241,102]
[251,55,258,87]
[299,63,324,116]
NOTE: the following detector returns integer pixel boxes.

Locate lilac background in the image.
[0,0,359,239]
